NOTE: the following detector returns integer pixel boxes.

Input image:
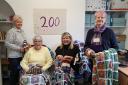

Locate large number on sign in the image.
[40,16,60,28]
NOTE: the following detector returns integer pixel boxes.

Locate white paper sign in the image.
[33,9,66,35]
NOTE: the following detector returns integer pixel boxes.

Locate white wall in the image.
[124,12,128,49]
[5,0,85,51]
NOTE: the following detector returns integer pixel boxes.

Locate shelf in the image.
[86,10,128,12]
[85,11,128,14]
[85,0,128,12]
[85,26,127,28]
[116,35,126,42]
[0,21,12,24]
[107,26,127,28]
[1,58,9,65]
[85,10,127,30]
[106,10,128,12]
[0,40,5,43]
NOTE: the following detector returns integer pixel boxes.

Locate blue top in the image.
[84,27,119,53]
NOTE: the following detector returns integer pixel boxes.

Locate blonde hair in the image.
[12,15,22,23]
[60,32,74,49]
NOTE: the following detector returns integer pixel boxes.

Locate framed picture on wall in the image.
[33,9,66,35]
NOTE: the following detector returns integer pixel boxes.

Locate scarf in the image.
[91,25,106,45]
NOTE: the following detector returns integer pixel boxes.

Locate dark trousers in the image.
[88,59,93,84]
[8,57,22,85]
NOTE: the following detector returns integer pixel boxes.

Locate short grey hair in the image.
[33,35,42,41]
[95,11,107,17]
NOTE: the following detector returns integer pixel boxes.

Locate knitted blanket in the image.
[92,48,119,85]
[20,73,49,85]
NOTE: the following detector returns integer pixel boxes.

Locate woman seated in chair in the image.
[20,35,53,85]
[55,32,80,72]
[55,32,81,85]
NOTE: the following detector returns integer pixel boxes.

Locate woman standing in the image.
[84,11,119,84]
[5,15,27,85]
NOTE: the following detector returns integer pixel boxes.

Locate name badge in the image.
[93,38,100,43]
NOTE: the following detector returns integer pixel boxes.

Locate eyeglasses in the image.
[34,40,42,42]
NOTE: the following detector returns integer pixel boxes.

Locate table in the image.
[118,67,128,85]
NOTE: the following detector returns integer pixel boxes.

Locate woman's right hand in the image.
[20,47,25,52]
[56,55,63,61]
